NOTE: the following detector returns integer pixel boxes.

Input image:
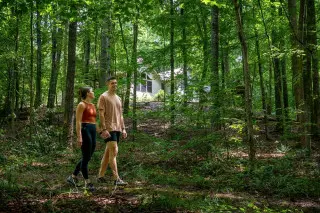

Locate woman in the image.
[67,86,96,192]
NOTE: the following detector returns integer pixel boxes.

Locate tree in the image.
[253,5,268,139]
[210,4,220,130]
[34,0,42,109]
[132,5,139,133]
[170,0,175,125]
[100,0,112,86]
[181,5,188,105]
[307,0,320,137]
[63,19,77,147]
[233,0,255,163]
[48,15,62,111]
[29,0,34,138]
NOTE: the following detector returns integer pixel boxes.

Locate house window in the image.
[137,73,152,93]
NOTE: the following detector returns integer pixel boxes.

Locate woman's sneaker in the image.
[114,178,128,186]
[67,175,79,187]
[85,183,96,192]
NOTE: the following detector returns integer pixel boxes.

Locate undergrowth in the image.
[0,109,319,212]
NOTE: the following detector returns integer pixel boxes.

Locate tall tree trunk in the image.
[61,22,68,106]
[48,20,62,123]
[288,0,300,118]
[279,7,288,129]
[181,7,188,105]
[48,22,58,109]
[307,0,320,137]
[195,5,208,127]
[254,12,268,139]
[14,13,20,112]
[210,5,220,130]
[100,9,112,86]
[100,20,108,85]
[29,2,34,138]
[297,0,309,149]
[132,7,139,133]
[6,66,15,130]
[170,0,175,126]
[93,23,99,87]
[233,0,255,164]
[64,21,77,147]
[34,1,42,109]
[281,56,289,120]
[221,41,230,108]
[83,29,91,85]
[271,0,283,132]
[120,16,131,115]
[257,0,272,115]
[197,4,209,109]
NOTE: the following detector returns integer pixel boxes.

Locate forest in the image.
[0,0,320,212]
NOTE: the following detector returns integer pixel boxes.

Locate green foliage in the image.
[153,89,165,102]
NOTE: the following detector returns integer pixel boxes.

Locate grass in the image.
[0,116,319,212]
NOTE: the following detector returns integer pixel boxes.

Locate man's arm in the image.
[120,99,127,138]
[98,95,110,138]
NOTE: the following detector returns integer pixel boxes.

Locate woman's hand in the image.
[77,137,83,147]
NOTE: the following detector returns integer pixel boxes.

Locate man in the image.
[97,76,128,186]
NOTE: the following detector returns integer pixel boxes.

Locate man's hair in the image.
[106,76,117,83]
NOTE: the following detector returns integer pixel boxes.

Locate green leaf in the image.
[200,0,224,7]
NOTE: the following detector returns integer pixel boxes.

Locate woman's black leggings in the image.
[73,123,96,179]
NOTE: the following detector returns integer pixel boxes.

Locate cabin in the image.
[133,68,188,101]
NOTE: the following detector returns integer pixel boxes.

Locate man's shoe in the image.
[114,178,128,186]
[97,177,108,183]
[67,175,79,187]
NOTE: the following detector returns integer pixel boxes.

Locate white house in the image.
[133,68,188,101]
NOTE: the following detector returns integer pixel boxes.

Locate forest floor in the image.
[1,107,320,212]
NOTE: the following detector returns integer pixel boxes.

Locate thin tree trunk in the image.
[132,7,139,133]
[195,6,208,127]
[254,23,269,139]
[307,0,320,137]
[83,29,90,85]
[280,56,289,121]
[34,1,42,109]
[210,5,220,130]
[14,13,20,112]
[64,21,77,147]
[48,20,62,123]
[48,22,58,110]
[257,0,272,115]
[197,5,209,109]
[61,22,68,106]
[233,0,255,164]
[100,11,112,86]
[29,2,34,139]
[221,41,230,107]
[100,20,108,85]
[288,0,300,117]
[181,7,188,105]
[297,0,309,148]
[271,0,283,132]
[120,16,131,115]
[170,0,175,126]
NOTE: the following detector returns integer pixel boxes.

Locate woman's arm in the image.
[76,102,85,146]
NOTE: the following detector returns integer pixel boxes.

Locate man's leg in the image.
[98,145,110,178]
[108,141,119,180]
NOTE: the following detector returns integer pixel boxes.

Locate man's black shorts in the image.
[104,131,121,143]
